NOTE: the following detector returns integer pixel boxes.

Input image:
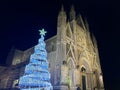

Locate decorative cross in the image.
[39,29,47,36]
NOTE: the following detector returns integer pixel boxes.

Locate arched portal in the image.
[80,59,92,90]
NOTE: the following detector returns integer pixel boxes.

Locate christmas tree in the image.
[19,29,53,90]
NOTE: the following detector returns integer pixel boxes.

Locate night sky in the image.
[0,0,120,90]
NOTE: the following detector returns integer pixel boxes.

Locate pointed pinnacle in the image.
[71,5,75,12]
[61,4,64,11]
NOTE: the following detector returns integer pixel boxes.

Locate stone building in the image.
[0,6,104,90]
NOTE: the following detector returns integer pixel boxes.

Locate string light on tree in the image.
[19,29,53,90]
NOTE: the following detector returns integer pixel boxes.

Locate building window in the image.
[81,67,86,72]
[12,79,19,88]
[66,28,71,38]
[63,60,67,65]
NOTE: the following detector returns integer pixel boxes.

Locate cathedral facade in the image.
[0,6,104,90]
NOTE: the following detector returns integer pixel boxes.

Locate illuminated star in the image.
[39,29,47,36]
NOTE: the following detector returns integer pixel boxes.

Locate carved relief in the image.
[61,65,69,84]
[68,59,75,87]
[76,28,87,48]
[66,43,70,54]
[66,28,71,38]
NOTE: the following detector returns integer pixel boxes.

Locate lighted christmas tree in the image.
[19,29,53,90]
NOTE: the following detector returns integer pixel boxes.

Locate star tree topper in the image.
[39,29,47,36]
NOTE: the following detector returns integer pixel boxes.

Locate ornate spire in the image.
[71,5,75,12]
[59,4,66,16]
[84,18,89,31]
[61,4,64,12]
[57,4,67,26]
[70,5,76,21]
[76,14,86,30]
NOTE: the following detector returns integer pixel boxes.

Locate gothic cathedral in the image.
[0,6,104,90]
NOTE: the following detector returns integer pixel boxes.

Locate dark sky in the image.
[0,0,120,90]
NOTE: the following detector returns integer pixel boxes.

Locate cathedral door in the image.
[82,75,86,90]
